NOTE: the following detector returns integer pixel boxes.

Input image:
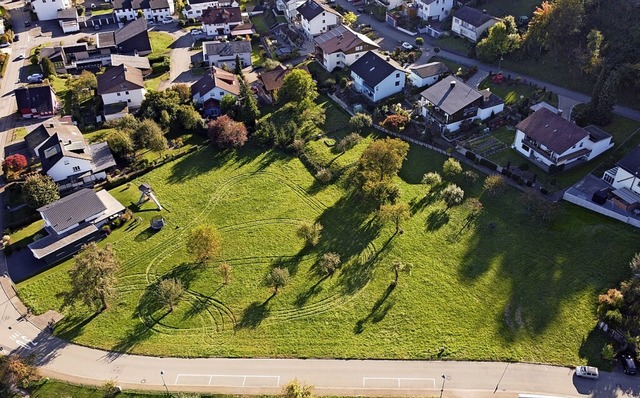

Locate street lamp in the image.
[498,55,504,72]
[439,374,446,398]
[160,370,169,396]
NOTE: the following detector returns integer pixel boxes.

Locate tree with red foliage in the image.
[380,114,410,132]
[2,154,27,172]
[207,115,248,149]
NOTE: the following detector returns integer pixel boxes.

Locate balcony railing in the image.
[603,167,618,185]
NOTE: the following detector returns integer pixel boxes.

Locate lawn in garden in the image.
[148,32,175,58]
[478,78,558,107]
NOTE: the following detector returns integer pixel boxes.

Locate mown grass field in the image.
[14,99,640,366]
[148,32,175,58]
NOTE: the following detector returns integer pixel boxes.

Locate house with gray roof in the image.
[28,189,125,265]
[420,76,504,132]
[202,40,251,68]
[97,64,146,120]
[57,8,80,33]
[451,6,500,43]
[113,0,175,22]
[514,107,613,173]
[297,0,341,40]
[409,61,449,88]
[350,51,405,102]
[97,18,152,56]
[182,0,236,19]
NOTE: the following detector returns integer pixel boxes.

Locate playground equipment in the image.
[137,183,162,211]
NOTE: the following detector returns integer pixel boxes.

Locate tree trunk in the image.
[100,294,108,311]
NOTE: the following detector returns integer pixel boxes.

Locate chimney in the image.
[450,80,456,87]
[483,9,487,14]
[386,56,390,61]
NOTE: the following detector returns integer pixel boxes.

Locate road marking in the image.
[362,377,436,389]
[175,374,280,387]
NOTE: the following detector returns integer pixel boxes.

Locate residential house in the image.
[297,0,341,40]
[513,108,613,173]
[350,51,406,102]
[57,8,80,33]
[277,0,307,22]
[202,40,251,68]
[416,0,453,22]
[451,6,499,43]
[201,6,243,37]
[97,64,146,121]
[28,189,125,265]
[24,117,116,184]
[182,0,235,18]
[0,19,4,35]
[258,64,309,102]
[420,77,504,132]
[191,66,240,116]
[97,18,152,56]
[375,0,403,10]
[110,54,152,71]
[230,23,256,38]
[15,85,59,119]
[409,61,448,88]
[112,0,175,22]
[314,24,379,72]
[31,0,72,21]
[601,146,640,212]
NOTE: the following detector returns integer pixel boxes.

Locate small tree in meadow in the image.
[378,203,410,234]
[219,262,232,284]
[318,252,341,276]
[266,267,290,293]
[186,225,222,263]
[483,174,506,196]
[391,259,412,286]
[22,174,60,208]
[443,158,463,177]
[297,221,322,247]
[156,278,184,312]
[207,115,248,149]
[422,172,442,190]
[441,184,464,209]
[336,133,362,153]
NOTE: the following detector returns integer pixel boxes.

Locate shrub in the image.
[3,154,27,172]
[111,218,122,229]
[463,170,479,183]
[101,225,111,235]
[349,113,373,130]
[318,252,341,275]
[336,133,362,152]
[380,114,409,132]
[443,158,463,177]
[501,168,512,178]
[415,37,424,46]
[315,168,333,184]
[297,221,322,247]
[441,184,464,208]
[479,158,498,170]
[422,171,442,186]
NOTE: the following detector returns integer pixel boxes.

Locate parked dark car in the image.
[622,354,637,375]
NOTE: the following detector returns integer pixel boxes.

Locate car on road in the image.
[90,3,97,8]
[191,29,203,36]
[27,73,43,83]
[401,42,413,50]
[16,53,25,60]
[621,354,637,375]
[147,20,155,25]
[575,366,599,380]
[356,7,364,12]
[162,17,174,24]
[94,24,100,30]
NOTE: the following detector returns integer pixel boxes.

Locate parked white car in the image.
[27,73,43,83]
[162,17,174,24]
[190,29,203,36]
[575,366,599,380]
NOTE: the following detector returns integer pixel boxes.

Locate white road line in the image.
[362,377,436,389]
[175,374,280,387]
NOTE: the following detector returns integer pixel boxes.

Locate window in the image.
[395,81,400,86]
[117,93,121,96]
[64,160,69,165]
[521,144,530,152]
[355,45,363,51]
[72,166,81,172]
[322,20,325,24]
[396,73,400,78]
[128,99,131,103]
[125,91,129,95]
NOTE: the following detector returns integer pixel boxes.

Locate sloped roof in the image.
[230,23,256,36]
[191,66,240,98]
[97,64,144,95]
[616,146,640,176]
[410,62,449,78]
[420,77,482,115]
[314,24,378,54]
[14,85,57,116]
[89,142,117,172]
[38,189,107,234]
[113,0,170,10]
[258,64,310,92]
[454,6,498,27]
[350,51,404,88]
[57,8,79,20]
[201,6,242,25]
[115,18,148,43]
[203,40,251,56]
[516,108,589,154]
[25,117,82,155]
[297,0,340,21]
[110,54,151,70]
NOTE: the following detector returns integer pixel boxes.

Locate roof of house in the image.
[516,108,589,154]
[40,129,93,173]
[350,51,404,88]
[113,0,170,10]
[258,64,310,92]
[97,64,145,95]
[110,54,151,70]
[314,24,378,54]
[104,102,129,115]
[584,125,612,142]
[616,146,640,175]
[201,6,242,25]
[38,189,107,233]
[115,17,148,43]
[28,224,99,260]
[97,32,116,48]
[24,117,82,154]
[89,142,117,172]
[454,6,497,27]
[410,62,449,78]
[191,66,240,98]
[14,85,57,116]
[297,0,340,21]
[420,76,482,115]
[230,23,256,36]
[57,8,79,20]
[203,40,251,57]
[97,18,150,52]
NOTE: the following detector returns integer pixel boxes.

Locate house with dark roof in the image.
[409,61,449,88]
[416,0,453,22]
[15,85,59,119]
[297,0,341,40]
[24,117,116,184]
[31,0,72,20]
[257,63,309,103]
[112,0,175,22]
[202,40,251,68]
[191,66,240,116]
[513,108,613,173]
[57,8,80,33]
[350,51,405,102]
[452,6,499,43]
[182,0,235,19]
[314,25,379,72]
[420,76,504,132]
[28,189,125,265]
[97,18,152,56]
[201,6,243,36]
[97,64,146,120]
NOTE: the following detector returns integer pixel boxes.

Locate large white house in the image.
[420,77,504,132]
[409,61,449,88]
[375,0,403,10]
[201,6,243,36]
[182,0,234,18]
[416,0,453,22]
[314,25,379,72]
[451,6,499,43]
[31,0,72,21]
[350,51,405,102]
[276,0,306,22]
[112,0,175,22]
[97,64,146,120]
[297,0,341,40]
[513,108,613,173]
[202,40,251,68]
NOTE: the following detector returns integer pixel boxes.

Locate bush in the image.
[415,37,424,46]
[336,133,362,152]
[315,168,333,184]
[297,222,323,247]
[501,168,512,178]
[101,225,111,235]
[111,218,122,229]
[479,158,497,170]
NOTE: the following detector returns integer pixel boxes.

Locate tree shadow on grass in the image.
[134,226,160,242]
[161,261,203,289]
[294,275,327,307]
[354,283,396,334]
[51,312,100,342]
[235,295,274,330]
[269,254,307,278]
[426,209,450,231]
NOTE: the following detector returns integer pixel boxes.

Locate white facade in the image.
[300,10,341,39]
[193,86,236,104]
[607,168,640,195]
[60,20,80,33]
[416,0,453,22]
[351,70,405,102]
[322,50,368,72]
[375,0,402,10]
[31,0,72,21]
[0,19,5,35]
[420,102,504,132]
[204,51,251,68]
[203,20,240,36]
[451,15,498,43]
[101,87,146,108]
[182,0,224,18]
[115,1,174,22]
[277,0,306,22]
[47,157,93,183]
[409,72,439,88]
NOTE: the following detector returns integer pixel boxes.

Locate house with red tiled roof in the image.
[191,66,240,116]
[201,6,243,36]
[314,25,379,72]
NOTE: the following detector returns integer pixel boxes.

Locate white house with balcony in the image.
[416,0,453,22]
[277,0,306,22]
[112,0,175,22]
[202,40,251,68]
[513,108,613,173]
[314,25,379,72]
[451,6,499,43]
[182,0,235,18]
[297,0,341,40]
[31,0,72,21]
[201,6,243,36]
[350,51,405,102]
[97,64,146,120]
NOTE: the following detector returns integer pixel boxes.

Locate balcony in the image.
[603,167,618,185]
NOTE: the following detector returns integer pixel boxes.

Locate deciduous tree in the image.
[391,259,412,286]
[318,252,341,276]
[22,174,59,208]
[349,113,372,130]
[40,56,56,78]
[2,154,27,172]
[483,174,507,196]
[207,115,248,148]
[278,69,318,104]
[238,79,260,126]
[106,130,134,158]
[441,184,464,209]
[475,18,521,63]
[219,262,232,284]
[132,119,167,154]
[266,267,289,293]
[630,253,640,278]
[220,94,238,118]
[377,203,410,234]
[0,354,39,393]
[342,11,357,27]
[297,221,323,247]
[156,278,184,312]
[422,171,442,187]
[442,158,463,177]
[186,225,222,263]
